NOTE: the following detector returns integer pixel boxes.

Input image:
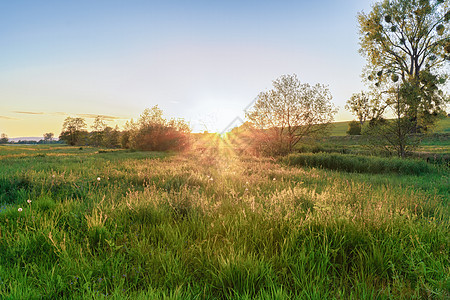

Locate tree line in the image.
[59,106,191,151]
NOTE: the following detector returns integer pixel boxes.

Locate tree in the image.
[345,91,383,126]
[59,117,87,146]
[43,132,54,142]
[127,106,191,151]
[0,133,8,144]
[358,0,449,132]
[91,116,107,147]
[102,125,121,148]
[347,121,362,135]
[245,74,336,155]
[364,85,423,157]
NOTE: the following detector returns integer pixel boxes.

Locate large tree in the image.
[358,0,449,130]
[59,117,87,146]
[246,74,336,155]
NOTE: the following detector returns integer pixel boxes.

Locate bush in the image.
[283,153,435,175]
[346,121,361,135]
[127,106,191,152]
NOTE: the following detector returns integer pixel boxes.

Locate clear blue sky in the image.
[0,0,374,137]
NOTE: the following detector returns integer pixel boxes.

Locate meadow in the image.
[0,143,449,299]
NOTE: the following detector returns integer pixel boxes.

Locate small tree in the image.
[246,74,336,155]
[345,91,383,126]
[102,125,121,148]
[91,116,107,147]
[59,117,87,146]
[364,83,426,157]
[128,106,191,151]
[0,133,8,144]
[43,132,54,142]
[347,121,362,135]
[120,120,135,149]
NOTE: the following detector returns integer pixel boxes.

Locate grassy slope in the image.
[329,121,351,136]
[0,145,448,299]
[330,116,450,136]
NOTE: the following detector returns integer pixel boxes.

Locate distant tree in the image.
[120,120,135,149]
[59,117,87,146]
[347,121,362,135]
[358,0,449,132]
[0,133,8,144]
[128,106,191,151]
[102,125,121,148]
[43,132,54,142]
[91,116,107,147]
[345,92,383,126]
[245,74,336,155]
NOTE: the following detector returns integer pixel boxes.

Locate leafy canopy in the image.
[246,74,336,154]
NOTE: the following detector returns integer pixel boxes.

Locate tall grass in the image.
[0,145,448,299]
[283,153,436,175]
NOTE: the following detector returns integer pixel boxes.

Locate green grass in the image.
[283,153,437,175]
[329,121,351,136]
[434,116,450,133]
[0,145,449,299]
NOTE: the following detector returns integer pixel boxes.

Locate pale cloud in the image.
[12,111,45,115]
[51,112,67,116]
[76,113,126,121]
[0,115,19,120]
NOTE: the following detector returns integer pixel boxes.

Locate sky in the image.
[0,0,375,138]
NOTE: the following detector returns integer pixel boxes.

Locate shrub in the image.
[346,121,361,135]
[128,106,191,152]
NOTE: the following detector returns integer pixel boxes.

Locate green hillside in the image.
[330,117,450,136]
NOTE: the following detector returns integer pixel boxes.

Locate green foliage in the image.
[0,133,9,144]
[246,74,336,155]
[59,117,87,146]
[126,106,191,152]
[346,120,362,135]
[358,0,449,154]
[345,91,375,126]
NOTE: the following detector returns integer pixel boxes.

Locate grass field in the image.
[0,144,449,299]
[319,117,450,160]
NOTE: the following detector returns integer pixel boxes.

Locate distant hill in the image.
[9,137,43,142]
